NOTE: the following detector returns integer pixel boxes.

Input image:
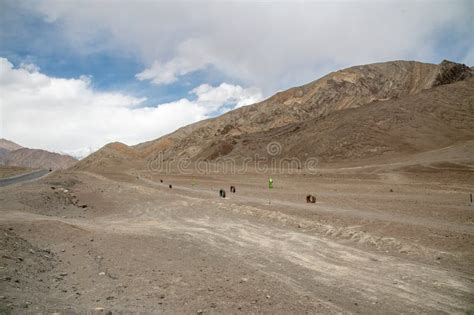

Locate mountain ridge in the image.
[74,59,473,172]
[0,139,77,170]
[0,138,23,151]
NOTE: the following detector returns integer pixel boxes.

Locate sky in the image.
[0,0,472,158]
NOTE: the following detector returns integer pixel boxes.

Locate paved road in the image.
[0,169,50,187]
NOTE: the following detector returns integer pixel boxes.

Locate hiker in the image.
[306,194,316,203]
[267,178,274,204]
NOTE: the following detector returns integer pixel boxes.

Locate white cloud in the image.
[24,0,474,93]
[19,62,40,73]
[136,57,206,85]
[136,38,215,85]
[191,83,263,111]
[0,58,262,157]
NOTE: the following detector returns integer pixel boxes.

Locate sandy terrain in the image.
[0,163,473,313]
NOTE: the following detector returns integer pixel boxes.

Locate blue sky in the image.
[0,0,472,157]
[0,0,242,107]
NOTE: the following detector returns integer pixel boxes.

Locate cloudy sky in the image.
[0,0,472,158]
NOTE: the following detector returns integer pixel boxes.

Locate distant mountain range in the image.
[73,59,473,173]
[0,139,77,170]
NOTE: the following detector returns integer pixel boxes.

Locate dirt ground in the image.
[0,165,473,313]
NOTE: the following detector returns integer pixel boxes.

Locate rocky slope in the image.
[0,138,23,151]
[72,142,139,173]
[0,148,10,161]
[75,60,473,172]
[211,77,474,163]
[0,139,77,170]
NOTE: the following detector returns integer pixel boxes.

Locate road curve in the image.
[0,169,50,187]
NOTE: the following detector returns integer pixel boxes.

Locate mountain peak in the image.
[433,60,472,87]
[0,138,23,151]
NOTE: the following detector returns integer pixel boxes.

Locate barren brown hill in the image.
[205,77,474,164]
[2,148,77,170]
[0,138,23,151]
[72,142,139,173]
[75,60,473,173]
[0,148,10,161]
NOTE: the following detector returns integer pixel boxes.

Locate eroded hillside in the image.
[74,60,473,172]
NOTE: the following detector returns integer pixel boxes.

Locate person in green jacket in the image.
[268,177,273,204]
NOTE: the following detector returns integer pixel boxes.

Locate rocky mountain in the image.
[0,148,10,161]
[75,60,473,172]
[0,138,23,151]
[0,139,77,170]
[216,77,474,163]
[73,142,139,173]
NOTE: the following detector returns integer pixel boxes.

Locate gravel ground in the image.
[0,168,473,313]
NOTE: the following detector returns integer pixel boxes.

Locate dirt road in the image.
[0,169,473,313]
